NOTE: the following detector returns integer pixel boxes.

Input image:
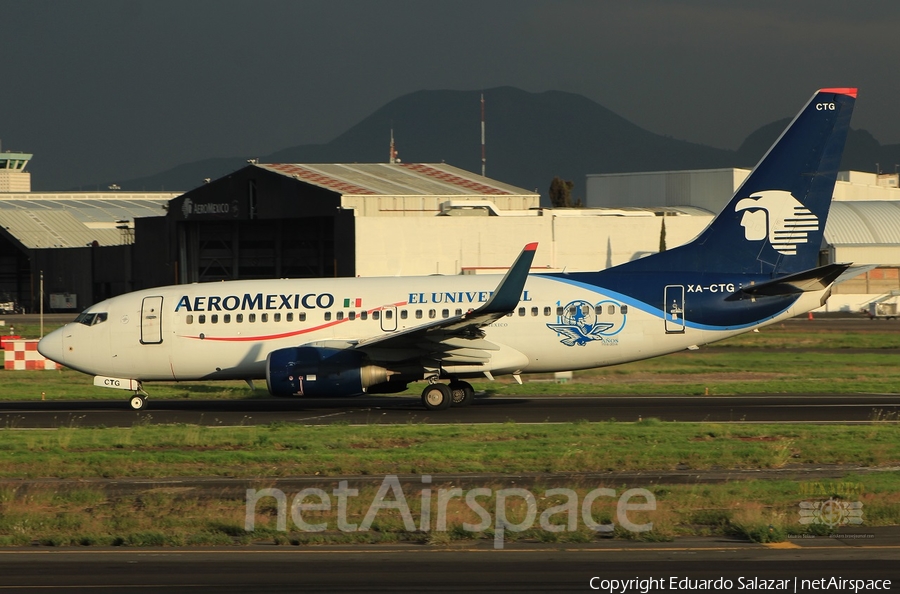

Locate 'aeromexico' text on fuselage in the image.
[173,291,534,312]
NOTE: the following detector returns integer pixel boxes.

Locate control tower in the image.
[0,142,32,192]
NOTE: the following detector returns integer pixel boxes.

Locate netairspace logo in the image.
[244,475,655,549]
[799,498,864,527]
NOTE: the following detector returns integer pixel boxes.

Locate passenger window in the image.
[299,313,306,322]
[274,313,281,323]
[543,306,551,316]
[324,312,332,321]
[286,312,293,322]
[442,309,449,319]
[455,308,462,316]
[373,311,381,320]
[400,310,407,319]
[360,311,367,320]
[531,307,538,316]
[248,313,256,323]
[224,314,231,323]
[428,309,436,319]
[337,312,344,321]
[386,310,393,319]
[608,305,615,315]
[236,314,244,323]
[198,314,206,324]
[186,315,193,324]
[349,311,356,320]
[621,305,628,314]
[211,314,218,324]
[415,310,422,319]
[518,307,525,316]
[557,307,564,316]
[262,313,269,323]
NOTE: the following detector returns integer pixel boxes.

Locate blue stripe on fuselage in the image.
[535,273,801,331]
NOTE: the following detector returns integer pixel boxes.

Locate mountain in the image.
[735,117,900,174]
[112,87,900,200]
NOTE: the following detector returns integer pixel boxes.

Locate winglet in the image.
[477,243,537,314]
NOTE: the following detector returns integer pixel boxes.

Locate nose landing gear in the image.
[129,384,149,411]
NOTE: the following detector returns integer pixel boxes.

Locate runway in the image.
[0,535,898,593]
[0,393,899,428]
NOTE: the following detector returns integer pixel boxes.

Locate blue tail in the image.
[622,88,857,276]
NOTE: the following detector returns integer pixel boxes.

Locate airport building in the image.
[151,162,709,285]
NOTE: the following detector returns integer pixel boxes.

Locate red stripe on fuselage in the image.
[180,302,408,342]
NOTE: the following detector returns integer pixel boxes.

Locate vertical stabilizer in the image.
[627,88,857,276]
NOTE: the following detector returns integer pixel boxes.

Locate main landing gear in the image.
[420,380,475,411]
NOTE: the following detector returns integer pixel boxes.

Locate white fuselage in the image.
[41,272,818,385]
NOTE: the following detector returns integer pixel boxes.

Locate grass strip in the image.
[1,473,897,546]
[0,421,898,479]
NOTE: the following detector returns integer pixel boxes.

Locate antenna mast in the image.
[389,127,399,164]
[481,93,486,176]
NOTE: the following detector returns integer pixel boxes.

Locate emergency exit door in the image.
[141,296,164,344]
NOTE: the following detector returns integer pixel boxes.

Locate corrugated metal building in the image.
[0,193,177,312]
[161,163,539,284]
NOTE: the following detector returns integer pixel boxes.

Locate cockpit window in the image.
[74,311,108,326]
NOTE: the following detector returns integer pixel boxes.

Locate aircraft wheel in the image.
[129,395,145,411]
[421,383,452,411]
[449,381,475,407]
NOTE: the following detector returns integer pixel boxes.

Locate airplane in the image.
[38,88,858,411]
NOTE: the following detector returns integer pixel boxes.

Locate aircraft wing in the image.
[349,243,538,363]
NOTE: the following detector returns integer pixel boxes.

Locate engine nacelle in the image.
[266,346,391,397]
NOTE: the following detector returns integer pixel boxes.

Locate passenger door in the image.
[140,296,164,344]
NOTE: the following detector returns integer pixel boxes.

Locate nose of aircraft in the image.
[37,329,65,365]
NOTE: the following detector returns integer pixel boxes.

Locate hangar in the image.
[156,162,540,285]
[0,151,178,312]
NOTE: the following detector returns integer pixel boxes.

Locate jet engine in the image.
[265,346,392,397]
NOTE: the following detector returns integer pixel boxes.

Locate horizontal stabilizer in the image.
[833,264,877,286]
[728,263,851,299]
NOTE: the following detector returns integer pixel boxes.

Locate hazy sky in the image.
[3,0,899,189]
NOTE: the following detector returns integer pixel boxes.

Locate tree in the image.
[549,177,580,207]
[659,214,667,252]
